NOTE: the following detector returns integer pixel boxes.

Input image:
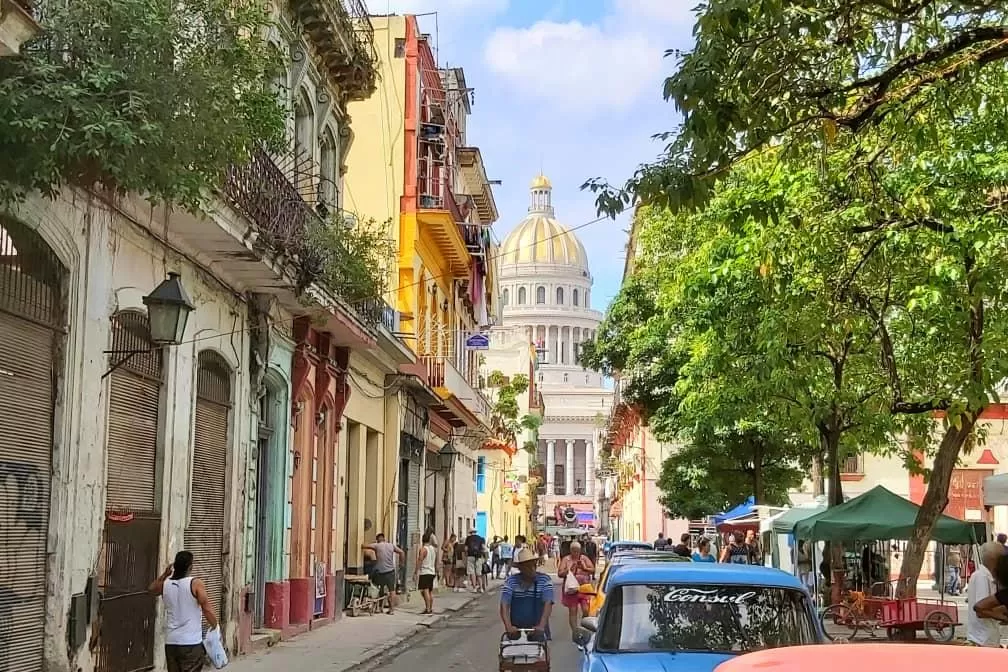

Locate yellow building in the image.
[344,14,498,557]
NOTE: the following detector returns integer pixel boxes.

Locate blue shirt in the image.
[499,542,514,559]
[692,551,716,563]
[501,572,554,637]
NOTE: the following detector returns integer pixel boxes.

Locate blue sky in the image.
[365,0,699,309]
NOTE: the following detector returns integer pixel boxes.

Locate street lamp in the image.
[103,272,195,379]
[143,272,195,345]
[439,442,458,473]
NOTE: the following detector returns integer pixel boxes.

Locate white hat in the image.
[513,547,538,565]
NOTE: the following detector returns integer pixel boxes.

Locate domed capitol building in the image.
[491,174,613,530]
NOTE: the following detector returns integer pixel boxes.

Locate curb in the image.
[344,587,501,672]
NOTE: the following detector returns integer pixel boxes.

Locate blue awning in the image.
[713,496,755,524]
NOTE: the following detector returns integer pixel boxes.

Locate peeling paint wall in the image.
[13,192,253,672]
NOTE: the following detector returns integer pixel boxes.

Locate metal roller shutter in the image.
[106,372,160,510]
[0,313,55,672]
[185,351,231,629]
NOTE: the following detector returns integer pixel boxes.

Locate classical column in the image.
[546,440,556,495]
[566,439,575,495]
[586,440,595,498]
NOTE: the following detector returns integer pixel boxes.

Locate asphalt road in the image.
[361,582,583,672]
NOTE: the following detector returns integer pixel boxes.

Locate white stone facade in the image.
[494,177,613,529]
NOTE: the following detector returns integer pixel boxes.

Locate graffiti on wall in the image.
[0,459,48,670]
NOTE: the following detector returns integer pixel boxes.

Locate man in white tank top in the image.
[149,550,219,672]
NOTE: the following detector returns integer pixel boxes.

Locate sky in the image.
[364,0,699,309]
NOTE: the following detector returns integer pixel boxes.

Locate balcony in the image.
[423,354,492,425]
[1,0,40,56]
[417,167,471,278]
[840,452,865,481]
[289,0,377,101]
[222,146,382,336]
[457,147,499,225]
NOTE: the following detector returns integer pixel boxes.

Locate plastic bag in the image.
[203,626,229,669]
[563,571,580,595]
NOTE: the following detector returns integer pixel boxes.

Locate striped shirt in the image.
[501,572,554,606]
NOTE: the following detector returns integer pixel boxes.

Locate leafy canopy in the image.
[484,371,540,447]
[0,0,285,210]
[584,1,1008,216]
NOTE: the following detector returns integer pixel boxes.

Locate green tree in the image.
[657,425,804,520]
[484,371,539,448]
[0,0,285,209]
[584,1,1008,216]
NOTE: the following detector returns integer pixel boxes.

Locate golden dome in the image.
[530,173,552,189]
[499,213,589,269]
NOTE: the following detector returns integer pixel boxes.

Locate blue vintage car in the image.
[575,563,823,672]
[603,540,653,559]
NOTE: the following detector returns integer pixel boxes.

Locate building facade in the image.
[496,176,612,531]
[344,14,498,564]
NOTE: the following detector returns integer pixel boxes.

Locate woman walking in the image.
[148,551,218,672]
[441,534,457,590]
[415,530,438,614]
[692,537,716,562]
[557,541,594,638]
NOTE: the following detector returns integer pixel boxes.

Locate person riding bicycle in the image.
[500,547,554,642]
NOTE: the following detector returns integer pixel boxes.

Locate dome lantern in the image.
[529,173,554,216]
[499,174,590,272]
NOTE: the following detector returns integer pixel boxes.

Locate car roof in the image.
[714,644,1003,671]
[609,551,691,565]
[606,561,806,589]
[608,541,652,550]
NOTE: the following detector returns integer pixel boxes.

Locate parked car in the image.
[575,563,823,672]
[587,551,691,617]
[603,541,653,560]
[715,643,1002,671]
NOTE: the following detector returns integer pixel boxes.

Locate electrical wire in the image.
[166,213,609,348]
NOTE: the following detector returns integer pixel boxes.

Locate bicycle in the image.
[820,590,884,642]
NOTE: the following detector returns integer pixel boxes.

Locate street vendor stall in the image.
[769,502,826,574]
[793,486,975,642]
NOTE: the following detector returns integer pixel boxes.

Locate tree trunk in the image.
[820,423,844,507]
[811,452,825,497]
[752,440,764,503]
[897,419,975,597]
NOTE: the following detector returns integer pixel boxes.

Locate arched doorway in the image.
[98,310,163,672]
[185,350,232,629]
[0,216,66,672]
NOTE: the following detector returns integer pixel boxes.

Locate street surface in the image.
[361,580,582,672]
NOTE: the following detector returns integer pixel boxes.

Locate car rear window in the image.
[596,583,816,654]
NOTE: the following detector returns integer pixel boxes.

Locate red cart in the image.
[878,596,958,642]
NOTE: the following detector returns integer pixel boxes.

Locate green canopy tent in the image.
[773,504,826,535]
[793,485,976,544]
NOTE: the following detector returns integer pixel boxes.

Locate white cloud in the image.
[484,20,663,113]
[482,1,696,114]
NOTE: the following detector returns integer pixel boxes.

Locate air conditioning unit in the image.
[341,212,358,229]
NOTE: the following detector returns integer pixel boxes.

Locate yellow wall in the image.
[343,14,407,304]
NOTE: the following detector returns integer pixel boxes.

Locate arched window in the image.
[319,126,340,215]
[536,286,546,304]
[556,287,564,304]
[502,288,509,306]
[518,287,527,304]
[572,288,580,306]
[293,89,315,201]
[563,373,568,383]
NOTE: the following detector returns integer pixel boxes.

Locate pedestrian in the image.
[148,550,217,672]
[671,533,692,558]
[490,536,502,578]
[796,540,813,590]
[972,551,1008,623]
[414,530,438,614]
[581,534,599,577]
[719,532,750,564]
[464,527,486,592]
[498,535,514,578]
[692,537,716,563]
[362,533,404,615]
[500,547,553,641]
[966,540,1006,646]
[441,533,457,589]
[744,529,762,564]
[998,533,1007,547]
[453,537,468,591]
[557,541,594,638]
[480,541,491,591]
[653,532,669,551]
[946,544,963,596]
[511,535,526,575]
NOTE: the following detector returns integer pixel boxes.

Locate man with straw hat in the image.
[500,547,554,641]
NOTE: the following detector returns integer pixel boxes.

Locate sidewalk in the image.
[229,581,503,672]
